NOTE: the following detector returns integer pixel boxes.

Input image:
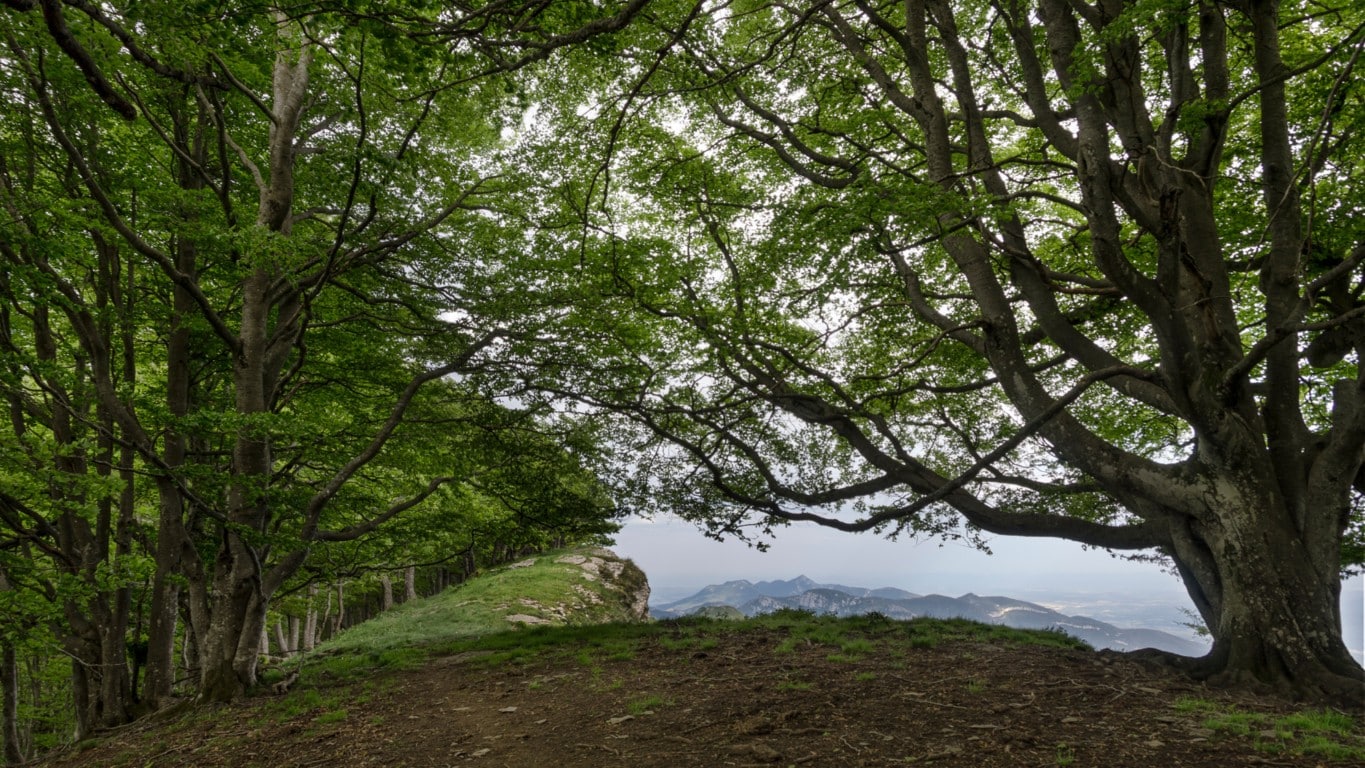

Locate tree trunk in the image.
[331,580,345,636]
[403,567,417,603]
[318,587,333,644]
[380,575,394,612]
[1168,492,1364,704]
[303,585,318,652]
[198,583,267,702]
[2,644,22,766]
[272,621,288,658]
[96,611,130,727]
[144,99,210,710]
[287,615,300,655]
[69,653,92,742]
[143,549,179,708]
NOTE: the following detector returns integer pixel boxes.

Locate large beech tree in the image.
[511,0,1365,702]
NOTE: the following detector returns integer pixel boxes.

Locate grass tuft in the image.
[1172,698,1365,762]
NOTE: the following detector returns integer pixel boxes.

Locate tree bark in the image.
[380,575,394,612]
[403,567,417,603]
[303,584,318,652]
[1,644,21,766]
[197,30,313,703]
[145,157,201,707]
[287,615,300,655]
[271,621,286,658]
[331,580,345,636]
[1160,486,1363,701]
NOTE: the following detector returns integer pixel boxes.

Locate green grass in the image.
[425,609,1089,680]
[277,690,324,718]
[263,548,652,685]
[311,549,646,657]
[841,638,876,653]
[1173,697,1365,762]
[627,695,670,714]
[313,709,348,725]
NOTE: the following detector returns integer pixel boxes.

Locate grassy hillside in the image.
[279,547,649,679]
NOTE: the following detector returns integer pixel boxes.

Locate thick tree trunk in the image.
[198,580,268,702]
[403,567,417,602]
[380,575,394,612]
[1169,493,1364,705]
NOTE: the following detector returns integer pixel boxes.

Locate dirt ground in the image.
[42,626,1363,768]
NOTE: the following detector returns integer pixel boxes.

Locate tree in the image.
[1,0,649,711]
[505,0,1365,703]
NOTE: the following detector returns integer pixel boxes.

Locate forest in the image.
[1,0,1363,759]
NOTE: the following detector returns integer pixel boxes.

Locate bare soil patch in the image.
[41,624,1362,767]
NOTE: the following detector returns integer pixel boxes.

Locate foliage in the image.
[0,0,642,748]
[485,0,1365,699]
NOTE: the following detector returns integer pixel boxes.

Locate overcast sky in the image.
[613,515,1193,598]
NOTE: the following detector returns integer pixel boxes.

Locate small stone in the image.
[499,707,518,713]
[470,748,492,758]
[607,715,635,725]
[1061,716,1083,724]
[1144,739,1165,748]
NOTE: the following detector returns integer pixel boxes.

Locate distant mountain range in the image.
[651,576,1207,656]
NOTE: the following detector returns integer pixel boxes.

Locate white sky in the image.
[613,514,1190,597]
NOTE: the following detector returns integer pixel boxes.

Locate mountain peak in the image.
[752,575,822,597]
